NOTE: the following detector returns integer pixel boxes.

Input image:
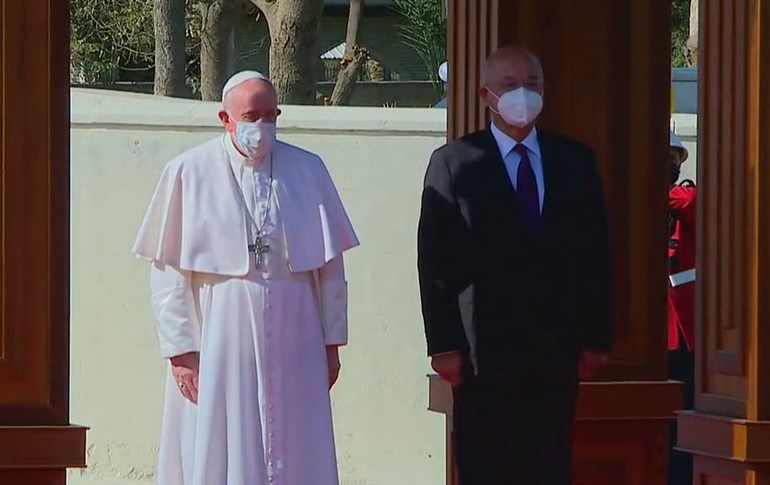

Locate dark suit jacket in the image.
[417,127,612,377]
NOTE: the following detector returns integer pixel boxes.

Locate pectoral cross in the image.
[248,234,271,268]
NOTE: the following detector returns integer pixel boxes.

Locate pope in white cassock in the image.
[132,71,359,485]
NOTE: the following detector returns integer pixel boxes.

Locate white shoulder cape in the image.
[132,136,359,275]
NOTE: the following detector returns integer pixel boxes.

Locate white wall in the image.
[67,89,699,485]
[68,89,447,485]
[672,113,698,183]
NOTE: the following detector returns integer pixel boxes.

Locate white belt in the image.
[669,268,696,287]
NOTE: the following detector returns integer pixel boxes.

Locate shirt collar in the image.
[489,122,541,159]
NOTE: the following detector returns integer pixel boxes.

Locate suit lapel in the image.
[477,129,522,215]
[538,130,565,227]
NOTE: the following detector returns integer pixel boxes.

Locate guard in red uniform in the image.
[667,131,695,484]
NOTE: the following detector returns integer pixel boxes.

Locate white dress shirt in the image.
[490,122,546,212]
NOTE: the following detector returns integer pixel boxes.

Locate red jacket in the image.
[668,184,696,350]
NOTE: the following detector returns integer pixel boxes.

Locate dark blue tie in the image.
[513,143,540,228]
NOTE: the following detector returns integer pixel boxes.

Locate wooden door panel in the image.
[0,0,85,478]
[695,0,770,423]
[677,0,770,480]
[696,0,754,419]
[0,0,71,425]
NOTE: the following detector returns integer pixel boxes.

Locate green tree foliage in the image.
[71,0,204,92]
[71,0,692,92]
[671,0,691,67]
[70,0,155,84]
[184,1,205,94]
[392,0,446,88]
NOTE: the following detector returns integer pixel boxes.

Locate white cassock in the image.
[132,134,359,485]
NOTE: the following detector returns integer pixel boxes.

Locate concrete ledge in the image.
[70,88,447,135]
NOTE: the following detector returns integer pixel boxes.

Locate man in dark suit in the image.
[417,46,613,484]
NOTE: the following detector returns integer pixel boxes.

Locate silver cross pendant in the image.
[248,234,271,268]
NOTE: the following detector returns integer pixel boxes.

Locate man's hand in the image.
[578,349,609,380]
[431,352,464,388]
[326,346,341,390]
[170,352,200,404]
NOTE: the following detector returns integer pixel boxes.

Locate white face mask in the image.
[489,87,543,128]
[232,120,276,161]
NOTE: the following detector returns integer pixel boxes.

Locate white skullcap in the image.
[438,61,448,83]
[221,70,270,103]
[670,131,689,162]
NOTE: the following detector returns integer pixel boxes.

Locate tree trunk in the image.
[253,0,324,105]
[199,0,236,101]
[329,0,367,106]
[686,0,699,66]
[153,0,187,96]
[689,0,698,37]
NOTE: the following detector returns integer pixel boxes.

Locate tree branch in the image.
[248,0,277,21]
[343,0,363,54]
[329,0,367,106]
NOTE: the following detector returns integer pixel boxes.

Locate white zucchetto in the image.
[222,71,271,103]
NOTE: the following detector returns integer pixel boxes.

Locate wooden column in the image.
[446,0,497,139]
[0,2,86,483]
[677,1,770,482]
[435,0,681,483]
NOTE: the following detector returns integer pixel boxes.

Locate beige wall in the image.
[67,89,447,485]
[672,113,698,182]
[66,89,698,485]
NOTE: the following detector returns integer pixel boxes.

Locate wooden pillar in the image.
[0,2,86,482]
[677,1,770,482]
[446,0,497,139]
[434,0,682,483]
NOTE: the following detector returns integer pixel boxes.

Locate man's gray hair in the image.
[481,46,543,86]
